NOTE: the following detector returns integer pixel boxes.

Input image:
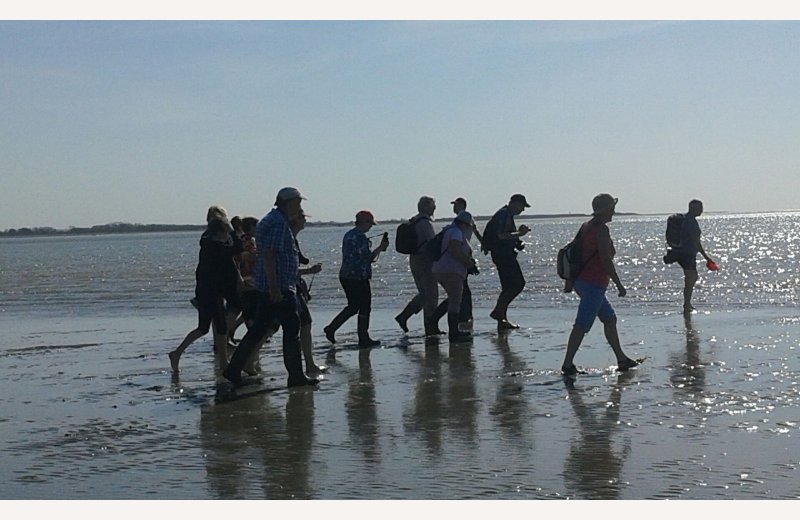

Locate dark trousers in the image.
[226,290,303,381]
[340,277,372,317]
[491,251,525,314]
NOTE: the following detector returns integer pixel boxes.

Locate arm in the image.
[299,263,322,276]
[446,237,476,270]
[370,233,390,262]
[596,226,626,297]
[691,233,712,262]
[263,247,282,303]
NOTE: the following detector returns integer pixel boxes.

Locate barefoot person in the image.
[664,199,716,313]
[482,194,531,329]
[169,212,243,376]
[292,210,325,374]
[324,210,390,348]
[561,194,638,377]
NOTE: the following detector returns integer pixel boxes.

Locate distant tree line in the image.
[0,222,206,237]
[1,213,630,238]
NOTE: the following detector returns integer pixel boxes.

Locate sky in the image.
[2,8,800,229]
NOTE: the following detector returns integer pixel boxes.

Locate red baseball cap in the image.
[356,210,377,225]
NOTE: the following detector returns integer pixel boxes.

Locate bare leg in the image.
[169,328,206,372]
[562,325,586,369]
[683,269,698,312]
[212,331,230,383]
[300,324,323,374]
[243,329,273,376]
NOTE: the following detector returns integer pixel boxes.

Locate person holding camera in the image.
[432,211,478,342]
[324,210,390,348]
[484,194,531,329]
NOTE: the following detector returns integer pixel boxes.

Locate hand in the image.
[518,224,530,236]
[617,285,627,297]
[309,263,322,274]
[380,237,390,251]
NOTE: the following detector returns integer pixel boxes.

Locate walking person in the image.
[430,197,481,331]
[222,187,318,388]
[324,210,390,348]
[663,199,717,313]
[432,211,478,342]
[169,212,243,376]
[394,196,442,336]
[561,194,639,377]
[482,194,531,329]
[292,210,326,374]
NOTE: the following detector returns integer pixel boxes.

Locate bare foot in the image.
[168,351,180,372]
[306,364,328,375]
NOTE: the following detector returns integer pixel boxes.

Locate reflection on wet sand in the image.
[562,372,635,499]
[346,348,380,465]
[403,338,445,455]
[445,341,478,446]
[489,332,532,444]
[669,314,706,398]
[199,387,315,499]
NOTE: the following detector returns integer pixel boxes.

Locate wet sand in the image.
[1,303,800,501]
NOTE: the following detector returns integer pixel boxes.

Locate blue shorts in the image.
[573,278,616,332]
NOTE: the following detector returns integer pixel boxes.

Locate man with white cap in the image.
[223,187,318,388]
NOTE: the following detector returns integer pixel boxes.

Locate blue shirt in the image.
[254,208,299,293]
[339,228,373,280]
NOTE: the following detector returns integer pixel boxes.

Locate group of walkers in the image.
[169,186,716,388]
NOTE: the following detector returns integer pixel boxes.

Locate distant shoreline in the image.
[3,210,797,238]
[0,213,611,238]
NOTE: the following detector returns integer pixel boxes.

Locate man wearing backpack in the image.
[483,194,531,329]
[665,199,716,313]
[395,196,442,336]
[561,193,638,377]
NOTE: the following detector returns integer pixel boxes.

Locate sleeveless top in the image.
[577,219,613,288]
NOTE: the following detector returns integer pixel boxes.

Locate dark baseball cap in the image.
[510,194,530,208]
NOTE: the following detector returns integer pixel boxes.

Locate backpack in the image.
[665,213,685,248]
[557,226,596,281]
[480,215,500,255]
[424,227,448,261]
[395,217,420,254]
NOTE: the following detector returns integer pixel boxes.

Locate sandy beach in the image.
[2,300,798,500]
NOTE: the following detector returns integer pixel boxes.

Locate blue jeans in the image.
[573,279,616,332]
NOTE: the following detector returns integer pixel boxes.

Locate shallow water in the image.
[1,213,800,499]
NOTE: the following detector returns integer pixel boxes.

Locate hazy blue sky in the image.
[2,20,800,229]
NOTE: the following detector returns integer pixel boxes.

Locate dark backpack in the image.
[480,215,500,255]
[665,213,685,248]
[395,217,420,254]
[424,228,448,261]
[557,226,596,281]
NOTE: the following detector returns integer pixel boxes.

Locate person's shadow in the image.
[562,371,635,499]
